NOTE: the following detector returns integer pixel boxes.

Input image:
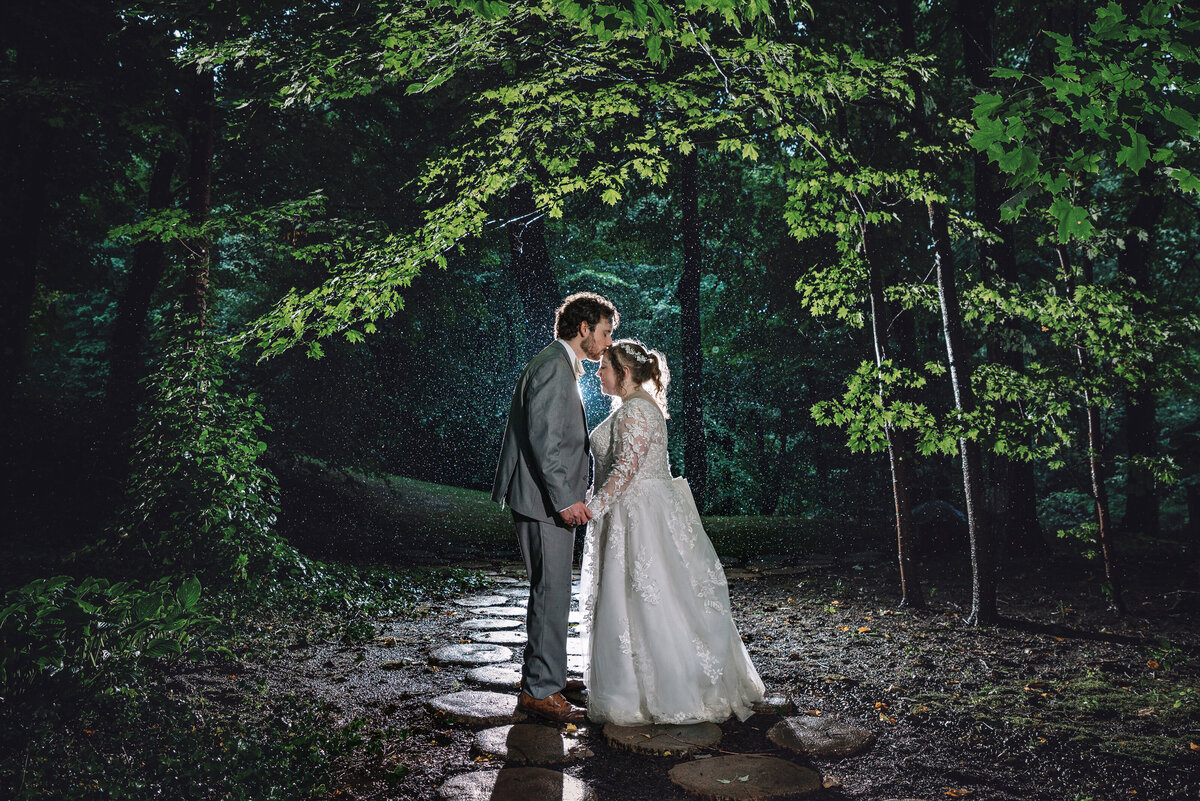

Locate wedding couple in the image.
[492,292,764,726]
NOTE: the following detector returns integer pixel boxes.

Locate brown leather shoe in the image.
[563,679,587,693]
[517,690,586,724]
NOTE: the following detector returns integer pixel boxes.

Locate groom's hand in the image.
[560,502,592,527]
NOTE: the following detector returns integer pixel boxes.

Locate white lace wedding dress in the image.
[579,393,764,725]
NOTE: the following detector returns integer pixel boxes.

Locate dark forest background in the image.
[2,1,1199,798]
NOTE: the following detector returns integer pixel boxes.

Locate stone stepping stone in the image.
[437,767,595,801]
[568,609,583,624]
[430,643,513,666]
[565,637,585,656]
[501,587,531,599]
[455,594,510,607]
[426,691,526,727]
[473,630,528,646]
[668,754,821,800]
[567,654,585,675]
[473,723,593,764]
[750,695,796,716]
[466,664,523,689]
[766,715,876,758]
[602,722,723,757]
[478,605,529,617]
[462,617,523,631]
[485,574,522,585]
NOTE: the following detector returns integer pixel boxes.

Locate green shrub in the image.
[112,316,306,587]
[0,574,216,708]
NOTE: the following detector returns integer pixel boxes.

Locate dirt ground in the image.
[173,545,1200,801]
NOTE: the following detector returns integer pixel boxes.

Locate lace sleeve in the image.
[587,402,653,517]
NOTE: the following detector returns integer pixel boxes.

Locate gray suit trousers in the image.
[513,511,574,699]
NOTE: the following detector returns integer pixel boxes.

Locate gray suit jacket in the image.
[492,343,591,527]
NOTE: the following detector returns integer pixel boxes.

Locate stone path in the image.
[421,568,882,800]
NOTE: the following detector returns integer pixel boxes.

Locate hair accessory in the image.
[617,343,651,364]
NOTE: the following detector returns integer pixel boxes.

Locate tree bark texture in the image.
[506,182,560,357]
[182,68,216,328]
[929,201,997,624]
[954,0,1045,556]
[864,221,923,609]
[679,147,708,508]
[1117,189,1165,537]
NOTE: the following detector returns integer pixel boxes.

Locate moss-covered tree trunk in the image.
[109,150,177,419]
[182,68,215,329]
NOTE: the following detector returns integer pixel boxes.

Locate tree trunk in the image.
[679,146,708,508]
[182,68,216,328]
[1117,190,1165,537]
[863,221,922,608]
[955,0,1045,558]
[506,182,560,356]
[928,201,997,624]
[1062,247,1127,614]
[109,150,177,416]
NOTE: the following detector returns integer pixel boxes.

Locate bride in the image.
[579,338,764,725]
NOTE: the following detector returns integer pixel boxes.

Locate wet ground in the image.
[171,544,1200,801]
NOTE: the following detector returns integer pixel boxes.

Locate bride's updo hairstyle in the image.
[607,338,670,418]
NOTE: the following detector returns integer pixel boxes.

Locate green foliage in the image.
[114,313,305,586]
[970,1,1200,240]
[0,574,215,707]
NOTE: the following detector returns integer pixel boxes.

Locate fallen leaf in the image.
[857,626,871,633]
[1147,659,1161,670]
[945,789,974,797]
[717,778,732,784]
[737,775,750,781]
[1137,708,1156,717]
[874,702,890,710]
[564,723,579,733]
[1189,742,1199,751]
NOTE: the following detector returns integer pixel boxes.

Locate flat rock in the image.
[567,654,585,675]
[568,609,583,624]
[437,767,595,801]
[565,637,585,655]
[455,594,511,607]
[426,691,526,726]
[750,695,796,716]
[466,664,523,689]
[767,716,876,758]
[430,643,513,666]
[473,630,528,646]
[461,617,523,631]
[602,722,723,757]
[668,755,822,800]
[478,605,529,617]
[473,724,593,764]
[502,586,531,598]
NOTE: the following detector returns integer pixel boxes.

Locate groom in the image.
[492,292,617,724]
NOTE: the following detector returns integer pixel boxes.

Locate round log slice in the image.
[668,755,821,800]
[430,643,513,666]
[602,722,722,757]
[766,716,876,758]
[437,767,595,801]
[426,691,526,727]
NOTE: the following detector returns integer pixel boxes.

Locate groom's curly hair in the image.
[555,292,619,340]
